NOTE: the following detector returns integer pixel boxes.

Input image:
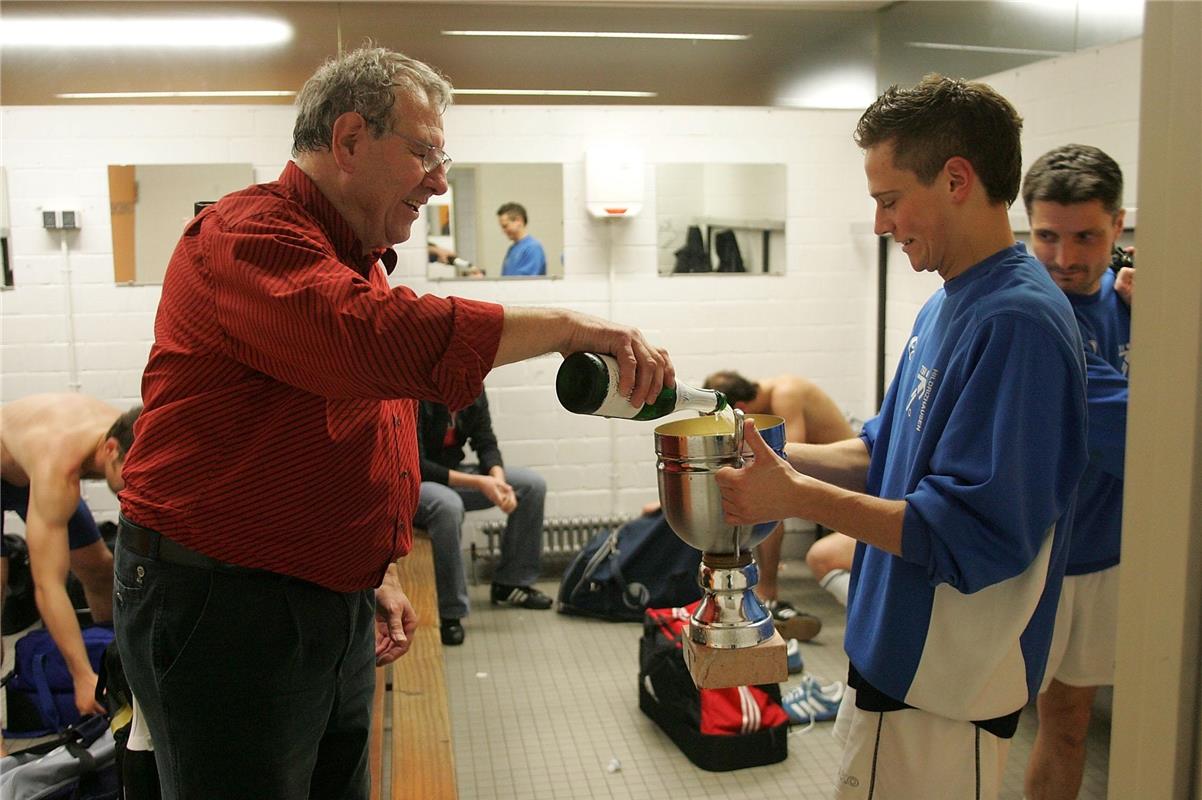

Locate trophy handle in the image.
[731,407,747,554]
[733,407,746,468]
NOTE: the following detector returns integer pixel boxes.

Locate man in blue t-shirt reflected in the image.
[497,202,547,277]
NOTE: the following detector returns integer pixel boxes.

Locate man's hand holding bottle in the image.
[555,312,674,409]
[492,307,674,410]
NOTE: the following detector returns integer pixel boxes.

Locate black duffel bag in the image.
[556,511,702,622]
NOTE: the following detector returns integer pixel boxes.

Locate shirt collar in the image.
[280,161,398,276]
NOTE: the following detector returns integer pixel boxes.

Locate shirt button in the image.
[135,565,145,585]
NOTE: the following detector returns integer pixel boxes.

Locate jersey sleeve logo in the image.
[905,364,939,432]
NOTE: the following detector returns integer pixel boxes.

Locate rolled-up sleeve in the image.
[899,313,1087,593]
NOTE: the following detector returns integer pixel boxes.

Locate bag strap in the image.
[30,651,64,730]
[65,740,100,772]
[567,528,622,604]
[607,539,645,611]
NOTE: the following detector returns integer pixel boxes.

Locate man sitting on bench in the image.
[415,389,551,646]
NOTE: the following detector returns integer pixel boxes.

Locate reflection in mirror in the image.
[109,164,253,285]
[426,163,563,280]
[655,164,786,276]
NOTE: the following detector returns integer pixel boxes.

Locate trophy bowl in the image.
[654,413,787,554]
[654,412,788,650]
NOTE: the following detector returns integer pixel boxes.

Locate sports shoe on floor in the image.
[786,638,803,675]
[490,583,553,610]
[782,675,845,729]
[440,618,465,646]
[766,600,822,642]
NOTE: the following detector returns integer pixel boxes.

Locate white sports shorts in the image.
[830,686,1010,800]
[1040,565,1120,690]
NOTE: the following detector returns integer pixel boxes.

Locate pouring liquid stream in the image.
[711,405,739,433]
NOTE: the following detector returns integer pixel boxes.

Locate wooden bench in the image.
[370,531,457,800]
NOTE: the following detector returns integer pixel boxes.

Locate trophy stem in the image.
[688,553,775,649]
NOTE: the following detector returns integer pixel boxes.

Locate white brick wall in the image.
[0,38,1142,537]
[879,39,1143,394]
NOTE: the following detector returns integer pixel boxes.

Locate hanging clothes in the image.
[714,229,745,273]
[673,225,711,273]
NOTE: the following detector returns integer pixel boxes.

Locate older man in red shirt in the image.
[116,47,672,799]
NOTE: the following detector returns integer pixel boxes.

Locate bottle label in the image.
[592,354,641,419]
[673,383,719,413]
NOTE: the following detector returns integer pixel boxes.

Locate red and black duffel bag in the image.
[638,602,789,771]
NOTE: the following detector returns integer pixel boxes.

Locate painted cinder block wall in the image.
[0,38,1141,543]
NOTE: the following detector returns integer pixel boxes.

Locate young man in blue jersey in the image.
[497,202,547,276]
[715,74,1089,799]
[1020,144,1132,800]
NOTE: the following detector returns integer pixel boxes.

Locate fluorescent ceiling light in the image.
[1001,0,1142,17]
[56,91,296,99]
[905,41,1069,57]
[2,17,292,48]
[443,30,748,41]
[454,89,656,98]
[775,63,877,110]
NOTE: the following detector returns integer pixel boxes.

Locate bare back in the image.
[760,376,855,445]
[0,393,121,486]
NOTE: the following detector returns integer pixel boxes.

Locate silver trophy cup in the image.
[654,411,787,649]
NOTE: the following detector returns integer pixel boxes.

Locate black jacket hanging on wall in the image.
[673,225,711,273]
[714,229,745,272]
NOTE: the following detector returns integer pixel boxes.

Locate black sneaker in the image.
[490,583,553,610]
[766,600,822,642]
[440,618,465,646]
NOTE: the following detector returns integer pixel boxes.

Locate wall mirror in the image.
[109,163,253,285]
[426,163,564,280]
[655,163,787,276]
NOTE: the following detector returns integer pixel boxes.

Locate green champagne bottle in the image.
[555,352,728,420]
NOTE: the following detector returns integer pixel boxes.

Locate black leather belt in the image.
[118,517,233,570]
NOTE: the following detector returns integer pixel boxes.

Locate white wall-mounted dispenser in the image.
[585,145,644,219]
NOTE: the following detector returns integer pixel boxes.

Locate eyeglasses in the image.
[387,130,452,174]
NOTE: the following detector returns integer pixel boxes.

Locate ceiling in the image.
[0,1,1144,108]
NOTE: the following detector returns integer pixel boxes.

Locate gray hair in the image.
[292,46,453,156]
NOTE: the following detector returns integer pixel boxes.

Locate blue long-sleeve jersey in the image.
[1064,268,1130,574]
[850,244,1088,723]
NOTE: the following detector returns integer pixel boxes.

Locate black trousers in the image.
[113,526,376,800]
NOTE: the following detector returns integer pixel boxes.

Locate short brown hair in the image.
[854,74,1024,207]
[1021,144,1124,217]
[496,202,528,224]
[703,371,758,405]
[105,405,142,458]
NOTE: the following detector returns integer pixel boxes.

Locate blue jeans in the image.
[113,526,376,800]
[414,465,545,620]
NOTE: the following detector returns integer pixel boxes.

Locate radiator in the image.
[470,515,632,581]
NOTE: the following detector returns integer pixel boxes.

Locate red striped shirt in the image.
[120,162,504,592]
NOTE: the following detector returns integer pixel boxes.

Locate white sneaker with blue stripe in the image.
[786,638,803,675]
[782,675,845,730]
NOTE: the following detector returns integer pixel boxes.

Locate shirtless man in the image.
[703,371,855,638]
[1,393,141,716]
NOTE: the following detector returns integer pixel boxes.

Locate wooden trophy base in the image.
[682,629,788,689]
